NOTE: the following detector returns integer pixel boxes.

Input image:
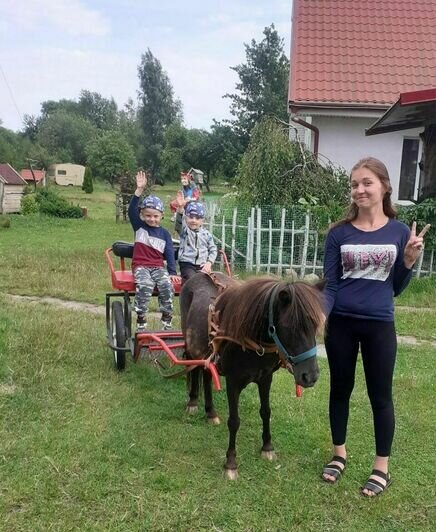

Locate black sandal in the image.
[321,455,346,483]
[360,469,392,497]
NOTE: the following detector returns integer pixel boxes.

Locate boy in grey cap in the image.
[174,192,217,284]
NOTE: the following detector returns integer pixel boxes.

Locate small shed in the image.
[21,169,46,185]
[0,163,27,214]
[188,167,204,185]
[48,163,85,186]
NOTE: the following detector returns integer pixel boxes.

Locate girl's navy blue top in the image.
[323,219,412,321]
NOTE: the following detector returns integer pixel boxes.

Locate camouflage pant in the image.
[133,266,173,317]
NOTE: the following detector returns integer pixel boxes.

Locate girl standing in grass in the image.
[321,157,430,496]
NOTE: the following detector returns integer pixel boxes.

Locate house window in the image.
[57,170,67,175]
[398,138,421,201]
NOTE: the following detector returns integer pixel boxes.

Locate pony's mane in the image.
[216,277,325,342]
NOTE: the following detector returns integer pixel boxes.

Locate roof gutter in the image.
[291,117,319,159]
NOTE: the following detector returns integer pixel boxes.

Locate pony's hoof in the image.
[207,416,221,425]
[261,450,277,461]
[224,468,238,480]
[186,405,198,415]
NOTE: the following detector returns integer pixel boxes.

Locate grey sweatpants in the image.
[133,266,173,318]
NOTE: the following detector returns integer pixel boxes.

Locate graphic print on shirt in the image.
[340,244,397,281]
[135,228,166,253]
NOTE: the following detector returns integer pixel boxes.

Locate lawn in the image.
[0,183,435,530]
[0,182,229,305]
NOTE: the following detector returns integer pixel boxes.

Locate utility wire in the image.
[0,63,23,125]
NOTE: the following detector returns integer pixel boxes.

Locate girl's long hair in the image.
[332,157,397,227]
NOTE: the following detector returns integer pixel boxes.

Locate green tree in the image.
[118,98,143,161]
[236,117,349,206]
[0,126,33,169]
[82,166,94,193]
[86,131,136,186]
[206,122,245,181]
[137,49,182,174]
[159,122,188,182]
[78,90,118,130]
[36,110,97,165]
[225,24,289,145]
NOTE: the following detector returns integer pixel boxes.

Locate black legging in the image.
[324,314,397,457]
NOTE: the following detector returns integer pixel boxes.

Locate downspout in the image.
[291,116,319,160]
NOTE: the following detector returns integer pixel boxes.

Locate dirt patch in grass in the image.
[5,294,436,349]
[5,293,161,318]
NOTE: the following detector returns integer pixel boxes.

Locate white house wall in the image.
[311,115,423,202]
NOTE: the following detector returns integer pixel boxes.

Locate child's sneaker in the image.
[161,313,173,330]
[136,314,147,333]
[136,322,148,333]
[161,320,172,331]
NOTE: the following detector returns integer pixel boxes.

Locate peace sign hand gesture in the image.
[404,222,431,269]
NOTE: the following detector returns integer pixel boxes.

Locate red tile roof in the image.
[21,169,45,182]
[289,0,436,109]
[0,163,27,185]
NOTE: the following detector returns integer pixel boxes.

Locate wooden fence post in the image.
[230,207,237,270]
[256,207,262,273]
[267,219,272,273]
[300,212,310,278]
[312,231,319,274]
[115,194,120,223]
[246,215,252,271]
[416,249,424,278]
[221,215,226,254]
[277,208,286,276]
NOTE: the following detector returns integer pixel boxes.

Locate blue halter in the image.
[268,284,317,366]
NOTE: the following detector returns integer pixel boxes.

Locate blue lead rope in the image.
[268,284,317,366]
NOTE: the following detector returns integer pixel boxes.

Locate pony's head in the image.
[272,280,325,387]
[217,278,326,388]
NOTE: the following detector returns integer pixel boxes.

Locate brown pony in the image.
[180,272,325,479]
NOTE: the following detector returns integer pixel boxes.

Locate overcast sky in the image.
[0,0,292,133]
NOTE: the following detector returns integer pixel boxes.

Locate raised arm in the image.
[394,222,431,296]
[174,191,186,236]
[128,171,148,231]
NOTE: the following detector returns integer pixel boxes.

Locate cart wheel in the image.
[111,301,126,371]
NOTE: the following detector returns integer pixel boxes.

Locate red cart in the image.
[105,241,232,391]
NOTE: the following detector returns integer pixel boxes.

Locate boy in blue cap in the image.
[175,191,217,284]
[128,171,178,331]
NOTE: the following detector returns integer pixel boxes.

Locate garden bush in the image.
[0,214,11,228]
[36,189,83,219]
[21,194,39,215]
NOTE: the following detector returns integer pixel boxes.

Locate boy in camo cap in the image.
[174,192,217,284]
[128,171,178,331]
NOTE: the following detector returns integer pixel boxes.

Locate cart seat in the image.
[108,241,182,295]
[111,270,182,295]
